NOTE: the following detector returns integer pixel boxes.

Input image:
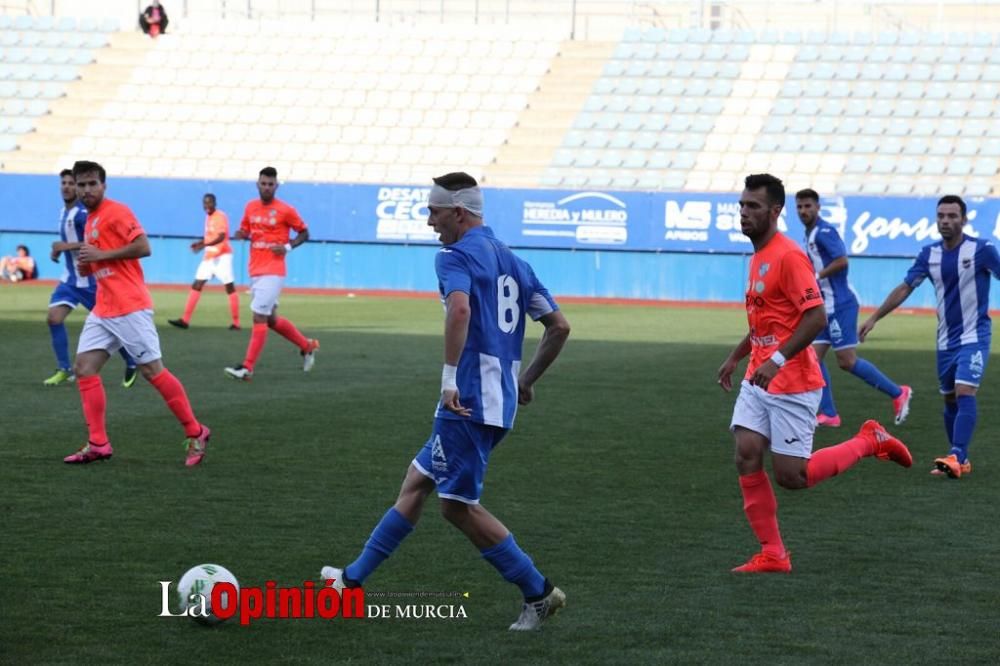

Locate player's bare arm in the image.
[191,232,225,252]
[233,228,250,241]
[817,255,848,279]
[79,234,152,263]
[859,282,914,342]
[750,305,826,390]
[271,227,310,255]
[518,310,571,405]
[718,334,751,392]
[441,290,472,417]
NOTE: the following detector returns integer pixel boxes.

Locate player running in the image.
[224,167,317,380]
[321,172,571,630]
[718,174,912,574]
[62,161,210,467]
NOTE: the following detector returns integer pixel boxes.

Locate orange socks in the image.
[149,369,201,437]
[228,291,240,328]
[77,375,108,445]
[738,470,785,558]
[272,316,309,351]
[244,323,268,370]
[181,289,201,323]
[806,435,874,487]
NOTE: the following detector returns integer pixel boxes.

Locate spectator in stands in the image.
[139,1,169,38]
[0,245,37,282]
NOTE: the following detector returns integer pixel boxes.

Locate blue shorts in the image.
[49,282,96,311]
[412,418,508,505]
[813,305,858,350]
[937,343,990,393]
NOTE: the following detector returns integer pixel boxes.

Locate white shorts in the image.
[77,309,162,365]
[250,275,284,315]
[194,253,234,283]
[729,380,821,458]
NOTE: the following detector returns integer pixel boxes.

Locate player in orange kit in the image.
[224,167,318,380]
[64,161,210,467]
[168,193,241,330]
[717,174,912,573]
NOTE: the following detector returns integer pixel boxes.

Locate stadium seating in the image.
[1,10,999,197]
[549,27,1000,195]
[0,15,117,157]
[1,18,559,184]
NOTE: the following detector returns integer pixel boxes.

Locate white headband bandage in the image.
[428,184,483,218]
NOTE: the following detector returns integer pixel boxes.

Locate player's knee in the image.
[224,283,235,294]
[774,469,808,490]
[46,312,61,326]
[440,499,472,526]
[836,355,855,371]
[73,358,97,377]
[733,444,762,471]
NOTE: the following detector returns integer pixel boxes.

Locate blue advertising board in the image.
[3,174,999,258]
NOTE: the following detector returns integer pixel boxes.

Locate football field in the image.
[1,284,996,664]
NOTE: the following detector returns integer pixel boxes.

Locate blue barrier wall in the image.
[2,173,997,308]
[1,229,980,310]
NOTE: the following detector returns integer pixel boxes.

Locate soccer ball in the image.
[177,563,239,625]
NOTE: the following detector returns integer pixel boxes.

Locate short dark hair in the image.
[744,173,785,208]
[795,188,819,202]
[59,168,73,178]
[259,166,278,179]
[937,194,967,217]
[204,193,216,204]
[72,160,106,183]
[16,244,29,255]
[433,172,478,191]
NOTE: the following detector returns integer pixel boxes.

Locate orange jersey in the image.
[743,232,825,394]
[84,198,154,317]
[239,198,307,277]
[203,210,232,259]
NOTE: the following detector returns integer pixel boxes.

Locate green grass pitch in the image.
[1,283,996,664]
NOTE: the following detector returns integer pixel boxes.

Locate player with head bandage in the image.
[322,172,572,630]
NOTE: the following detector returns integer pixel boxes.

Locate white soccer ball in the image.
[177,563,239,625]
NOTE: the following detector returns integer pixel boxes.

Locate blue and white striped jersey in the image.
[805,219,858,314]
[59,202,95,288]
[435,226,558,429]
[904,235,1000,350]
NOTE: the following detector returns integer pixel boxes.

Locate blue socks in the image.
[481,534,546,599]
[818,360,837,417]
[943,401,958,447]
[849,358,902,399]
[344,507,414,584]
[118,348,136,368]
[950,395,977,463]
[49,323,70,370]
[50,322,135,370]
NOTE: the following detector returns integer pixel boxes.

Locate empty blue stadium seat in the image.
[973,158,999,176]
[7,117,33,134]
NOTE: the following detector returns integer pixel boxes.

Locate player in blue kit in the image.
[861,195,1000,478]
[795,189,911,427]
[321,172,571,630]
[44,169,137,387]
